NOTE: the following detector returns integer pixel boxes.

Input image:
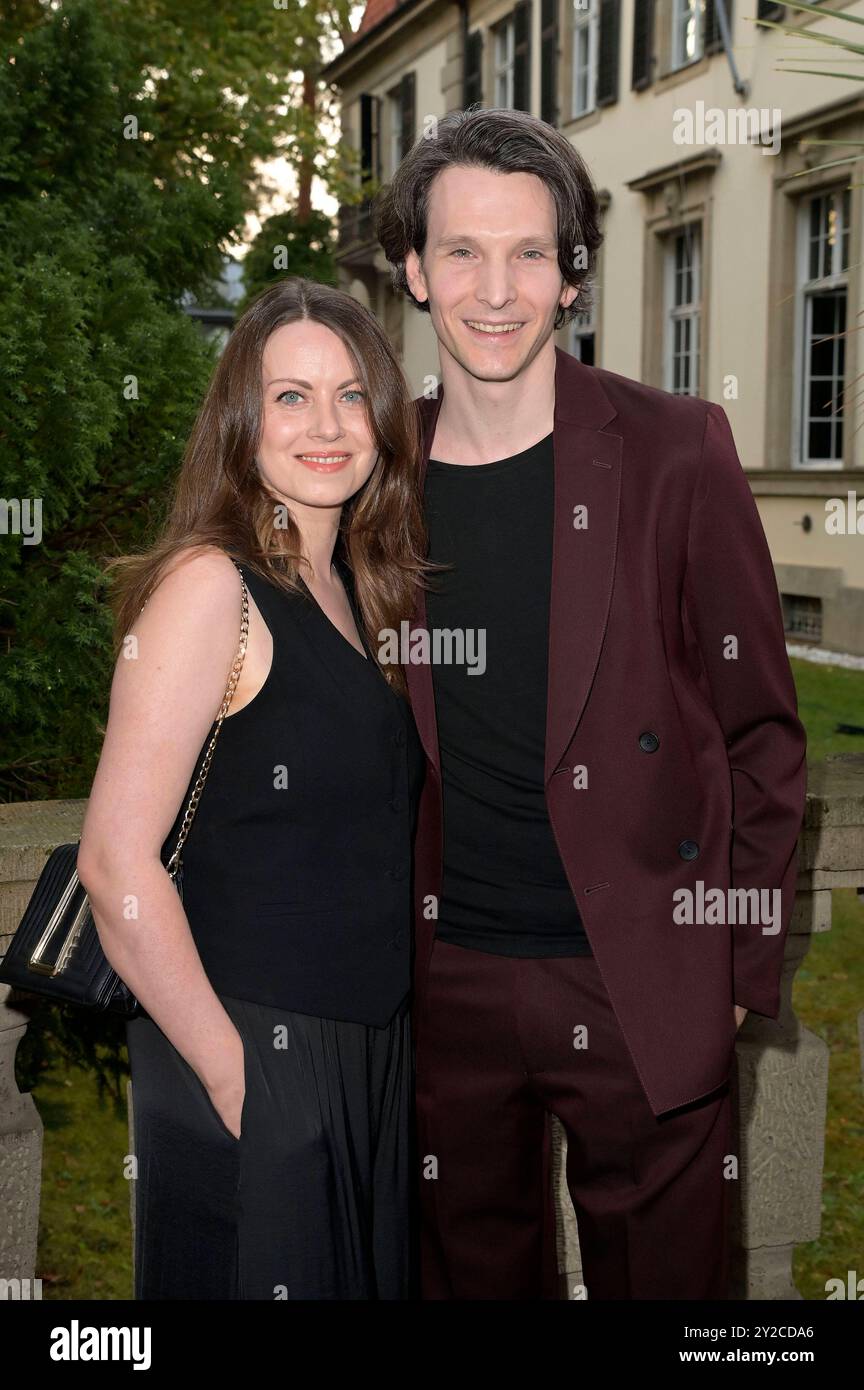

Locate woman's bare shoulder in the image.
[157,543,240,593]
[133,545,242,632]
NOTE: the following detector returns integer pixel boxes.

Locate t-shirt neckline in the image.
[428,430,553,473]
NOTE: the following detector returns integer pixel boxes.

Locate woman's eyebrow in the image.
[267,377,361,389]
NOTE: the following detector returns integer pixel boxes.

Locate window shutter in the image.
[596,0,621,107]
[631,0,654,90]
[703,0,733,54]
[756,0,784,23]
[540,0,559,126]
[464,29,484,108]
[401,71,416,155]
[360,93,376,180]
[513,0,532,112]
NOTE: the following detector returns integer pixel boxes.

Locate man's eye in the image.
[451,248,545,259]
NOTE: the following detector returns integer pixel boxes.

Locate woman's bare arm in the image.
[78,546,248,1133]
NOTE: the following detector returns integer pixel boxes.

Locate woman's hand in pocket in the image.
[205,1027,246,1139]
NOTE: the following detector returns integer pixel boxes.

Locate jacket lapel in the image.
[406,386,445,775]
[546,348,622,781]
[408,346,622,785]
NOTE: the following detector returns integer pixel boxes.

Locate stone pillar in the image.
[552,1114,583,1296]
[732,753,864,1299]
[0,800,87,1285]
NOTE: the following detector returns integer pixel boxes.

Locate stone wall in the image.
[2,761,863,1299]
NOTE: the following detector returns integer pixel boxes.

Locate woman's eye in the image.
[275,389,364,404]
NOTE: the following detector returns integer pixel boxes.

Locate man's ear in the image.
[561,281,580,312]
[405,249,428,305]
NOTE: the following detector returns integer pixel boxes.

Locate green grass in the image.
[789,655,864,764]
[26,655,864,1299]
[792,887,864,1300]
[34,1065,133,1300]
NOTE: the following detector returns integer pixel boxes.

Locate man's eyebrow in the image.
[266,377,361,389]
[434,233,558,248]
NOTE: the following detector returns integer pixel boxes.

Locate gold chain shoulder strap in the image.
[164,558,249,878]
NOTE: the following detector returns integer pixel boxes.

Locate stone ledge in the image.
[0,800,87,885]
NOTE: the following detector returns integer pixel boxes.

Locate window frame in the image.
[663,222,703,396]
[670,0,704,72]
[571,0,600,119]
[494,16,516,107]
[793,185,851,470]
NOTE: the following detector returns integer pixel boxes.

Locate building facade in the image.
[322,0,864,654]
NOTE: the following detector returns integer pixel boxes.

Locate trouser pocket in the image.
[194,1024,249,1145]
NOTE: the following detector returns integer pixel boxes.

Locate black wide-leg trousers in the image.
[125,993,413,1300]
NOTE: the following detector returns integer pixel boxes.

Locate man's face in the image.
[404,164,579,382]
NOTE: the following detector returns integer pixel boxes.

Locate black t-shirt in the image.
[424,431,592,957]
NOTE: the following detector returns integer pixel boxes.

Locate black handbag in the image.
[0,561,249,1016]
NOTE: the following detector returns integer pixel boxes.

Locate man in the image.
[373,107,807,1300]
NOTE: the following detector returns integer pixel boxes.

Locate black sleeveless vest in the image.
[160,559,425,1027]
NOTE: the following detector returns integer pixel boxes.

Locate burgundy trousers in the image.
[415,937,733,1300]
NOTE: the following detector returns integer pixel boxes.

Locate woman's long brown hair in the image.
[106,276,431,697]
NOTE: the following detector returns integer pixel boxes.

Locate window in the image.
[756,0,784,25]
[494,3,531,111]
[781,593,822,642]
[636,0,733,87]
[664,225,701,395]
[385,73,415,177]
[387,89,402,176]
[494,17,516,106]
[572,0,600,118]
[359,93,380,184]
[671,0,703,71]
[541,0,559,125]
[796,186,850,467]
[568,303,596,364]
[632,0,655,89]
[465,30,484,107]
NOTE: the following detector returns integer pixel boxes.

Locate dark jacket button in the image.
[639,731,660,753]
[390,796,405,813]
[394,727,406,747]
[678,839,700,860]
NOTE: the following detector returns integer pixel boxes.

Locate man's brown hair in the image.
[375,105,603,330]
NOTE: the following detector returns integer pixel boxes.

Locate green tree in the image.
[240,208,340,307]
[0,0,357,801]
[0,0,361,1102]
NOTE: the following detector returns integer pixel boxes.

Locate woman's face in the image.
[257,319,379,523]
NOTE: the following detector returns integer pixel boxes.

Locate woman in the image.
[77,276,429,1300]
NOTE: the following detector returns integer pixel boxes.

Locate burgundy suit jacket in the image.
[406,345,807,1117]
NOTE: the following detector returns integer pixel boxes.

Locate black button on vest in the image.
[678,839,700,861]
[639,731,660,753]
